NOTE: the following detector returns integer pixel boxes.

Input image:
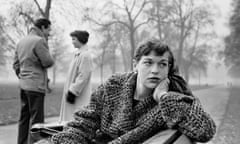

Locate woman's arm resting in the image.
[159,92,216,143]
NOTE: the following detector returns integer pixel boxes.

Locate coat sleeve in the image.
[51,84,104,144]
[34,38,54,68]
[159,92,216,143]
[109,106,165,144]
[109,92,216,144]
[69,53,93,96]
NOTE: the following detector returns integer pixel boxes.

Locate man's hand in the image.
[153,78,170,102]
[66,91,77,104]
[15,69,20,78]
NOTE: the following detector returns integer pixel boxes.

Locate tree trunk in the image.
[44,0,52,19]
[184,67,190,84]
[100,47,106,84]
[156,0,163,41]
[110,49,116,74]
[52,64,56,84]
[100,63,104,84]
[129,27,136,70]
[176,25,185,68]
[198,71,201,86]
[119,43,129,72]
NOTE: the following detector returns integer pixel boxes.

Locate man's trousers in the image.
[17,89,45,144]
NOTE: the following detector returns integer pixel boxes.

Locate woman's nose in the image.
[151,64,159,73]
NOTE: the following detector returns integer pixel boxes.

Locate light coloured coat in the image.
[59,47,93,122]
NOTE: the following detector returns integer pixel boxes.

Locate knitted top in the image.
[51,72,216,144]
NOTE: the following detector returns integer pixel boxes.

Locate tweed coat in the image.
[52,72,216,144]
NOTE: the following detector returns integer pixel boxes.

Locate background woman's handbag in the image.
[30,122,64,142]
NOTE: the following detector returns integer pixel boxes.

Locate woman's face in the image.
[71,36,83,48]
[134,51,170,90]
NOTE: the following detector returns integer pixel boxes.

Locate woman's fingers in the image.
[153,78,170,102]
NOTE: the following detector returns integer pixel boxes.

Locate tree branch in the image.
[19,12,34,23]
[129,0,137,13]
[44,0,52,19]
[106,1,125,11]
[33,0,46,17]
[86,16,130,29]
[133,0,147,21]
[135,17,152,31]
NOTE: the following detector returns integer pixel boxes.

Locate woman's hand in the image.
[153,78,170,102]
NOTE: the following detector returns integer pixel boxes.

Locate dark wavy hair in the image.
[34,18,51,29]
[134,39,192,96]
[70,30,89,45]
[134,39,178,75]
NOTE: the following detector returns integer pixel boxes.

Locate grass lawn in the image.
[0,82,213,125]
[0,83,64,125]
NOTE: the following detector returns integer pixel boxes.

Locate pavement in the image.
[0,85,230,144]
[194,86,230,144]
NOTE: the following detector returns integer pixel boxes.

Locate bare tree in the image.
[93,28,112,83]
[32,0,52,19]
[148,0,216,83]
[84,0,151,70]
[48,27,69,84]
[0,16,8,70]
[224,0,240,78]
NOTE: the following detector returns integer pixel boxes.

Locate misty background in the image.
[0,0,238,86]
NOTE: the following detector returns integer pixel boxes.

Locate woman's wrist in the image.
[154,91,168,102]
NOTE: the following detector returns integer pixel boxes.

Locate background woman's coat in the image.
[59,48,93,122]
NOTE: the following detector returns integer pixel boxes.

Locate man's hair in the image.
[34,18,51,29]
[134,39,177,75]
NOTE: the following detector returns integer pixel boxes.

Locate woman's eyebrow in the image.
[160,59,168,62]
[142,58,153,61]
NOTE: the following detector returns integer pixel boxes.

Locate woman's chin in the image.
[146,83,158,89]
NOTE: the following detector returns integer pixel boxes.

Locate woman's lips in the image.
[148,77,160,83]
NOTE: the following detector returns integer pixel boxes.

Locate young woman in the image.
[46,39,215,144]
[59,30,93,122]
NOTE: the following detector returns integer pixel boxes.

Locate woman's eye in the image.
[144,61,152,65]
[159,63,168,68]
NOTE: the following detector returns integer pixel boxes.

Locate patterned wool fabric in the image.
[51,72,216,144]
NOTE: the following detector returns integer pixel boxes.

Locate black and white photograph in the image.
[0,0,238,144]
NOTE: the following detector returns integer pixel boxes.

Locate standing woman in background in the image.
[59,30,93,122]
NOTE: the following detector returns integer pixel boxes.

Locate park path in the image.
[0,86,230,144]
[194,86,230,144]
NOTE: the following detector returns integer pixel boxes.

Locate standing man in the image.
[13,18,54,144]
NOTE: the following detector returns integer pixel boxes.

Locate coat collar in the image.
[75,45,88,57]
[29,27,46,38]
[106,72,157,137]
[114,72,137,133]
